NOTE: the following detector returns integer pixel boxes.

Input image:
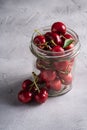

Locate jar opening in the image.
[30,27,80,61]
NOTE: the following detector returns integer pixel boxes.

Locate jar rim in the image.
[30,26,80,60]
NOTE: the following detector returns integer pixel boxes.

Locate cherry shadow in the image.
[0,74,39,107]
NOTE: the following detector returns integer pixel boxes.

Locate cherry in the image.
[52,45,64,55]
[61,33,73,45]
[33,35,46,47]
[51,22,66,35]
[46,78,62,91]
[64,33,73,39]
[39,70,57,82]
[44,32,62,46]
[22,79,33,90]
[64,43,74,50]
[59,73,72,85]
[44,32,52,41]
[54,60,72,73]
[62,33,74,50]
[18,90,32,103]
[34,88,48,103]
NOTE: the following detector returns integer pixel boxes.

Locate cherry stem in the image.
[60,35,67,39]
[34,29,42,35]
[51,40,57,46]
[45,42,52,50]
[29,82,35,91]
[37,41,52,50]
[32,72,40,93]
[29,74,38,91]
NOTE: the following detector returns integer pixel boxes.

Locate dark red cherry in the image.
[61,33,73,43]
[64,33,73,39]
[22,79,33,90]
[51,22,66,35]
[44,32,62,46]
[34,88,48,103]
[44,32,51,41]
[18,90,32,103]
[64,34,74,50]
[33,35,46,46]
[52,45,64,54]
[61,33,74,49]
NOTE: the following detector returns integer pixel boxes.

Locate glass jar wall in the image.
[30,26,80,96]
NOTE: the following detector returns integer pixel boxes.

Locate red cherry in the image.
[64,33,73,39]
[33,35,46,46]
[63,33,74,50]
[44,32,51,41]
[22,79,33,90]
[30,86,38,96]
[52,45,64,55]
[44,32,62,46]
[34,88,48,103]
[65,43,74,50]
[39,70,57,82]
[51,22,66,35]
[59,73,72,85]
[46,79,62,91]
[54,60,72,72]
[61,33,73,45]
[18,90,32,103]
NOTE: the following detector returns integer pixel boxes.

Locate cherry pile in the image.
[33,22,74,51]
[18,72,48,104]
[36,58,74,88]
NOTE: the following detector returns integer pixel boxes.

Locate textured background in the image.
[0,0,87,130]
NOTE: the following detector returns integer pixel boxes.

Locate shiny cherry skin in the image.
[61,33,73,44]
[52,45,64,56]
[51,22,66,35]
[46,78,62,91]
[59,73,72,85]
[33,35,46,46]
[22,79,33,90]
[64,33,73,39]
[34,88,48,103]
[18,90,32,103]
[39,70,57,82]
[44,32,62,46]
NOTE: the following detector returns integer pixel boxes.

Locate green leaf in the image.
[63,39,74,48]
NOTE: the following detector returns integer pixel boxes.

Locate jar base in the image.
[48,84,72,97]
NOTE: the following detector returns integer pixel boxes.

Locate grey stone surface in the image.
[0,0,87,130]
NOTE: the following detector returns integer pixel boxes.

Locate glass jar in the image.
[30,26,80,96]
